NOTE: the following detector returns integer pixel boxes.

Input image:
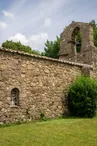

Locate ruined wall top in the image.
[59,21,95,65]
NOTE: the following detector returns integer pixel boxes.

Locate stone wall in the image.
[0,48,92,124]
[90,49,97,79]
[59,21,95,65]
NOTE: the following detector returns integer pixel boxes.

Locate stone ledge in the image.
[0,47,93,69]
[10,105,19,108]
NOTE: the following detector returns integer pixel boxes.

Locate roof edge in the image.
[0,47,93,69]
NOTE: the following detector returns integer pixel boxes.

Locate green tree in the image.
[42,36,60,59]
[2,40,40,55]
[90,20,97,47]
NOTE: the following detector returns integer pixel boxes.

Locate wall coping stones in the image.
[0,47,93,69]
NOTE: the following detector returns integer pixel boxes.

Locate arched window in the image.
[72,27,82,53]
[11,88,19,106]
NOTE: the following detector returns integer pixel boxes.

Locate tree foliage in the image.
[68,76,97,118]
[90,20,97,47]
[2,40,40,55]
[42,36,60,59]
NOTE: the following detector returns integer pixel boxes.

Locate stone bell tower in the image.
[59,21,95,65]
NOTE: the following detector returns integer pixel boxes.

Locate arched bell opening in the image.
[71,27,82,53]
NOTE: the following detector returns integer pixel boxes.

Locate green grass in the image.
[0,117,97,146]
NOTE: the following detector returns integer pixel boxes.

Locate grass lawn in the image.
[0,117,97,146]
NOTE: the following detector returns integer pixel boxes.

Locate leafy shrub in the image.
[68,76,97,118]
[2,40,40,55]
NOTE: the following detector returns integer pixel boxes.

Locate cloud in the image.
[9,33,28,45]
[0,21,8,29]
[2,0,95,52]
[28,32,48,50]
[44,18,52,27]
[8,32,48,51]
[2,10,14,18]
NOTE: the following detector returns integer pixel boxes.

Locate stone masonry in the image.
[59,21,95,65]
[0,21,96,124]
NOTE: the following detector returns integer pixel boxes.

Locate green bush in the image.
[68,76,97,118]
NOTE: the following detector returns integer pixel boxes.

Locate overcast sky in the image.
[0,0,97,51]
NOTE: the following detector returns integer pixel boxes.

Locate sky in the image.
[0,0,97,51]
